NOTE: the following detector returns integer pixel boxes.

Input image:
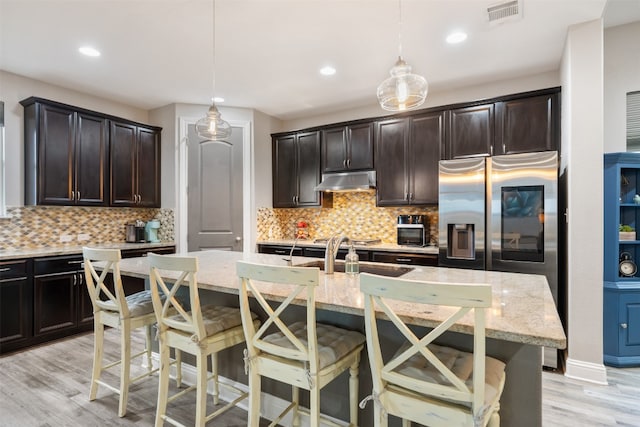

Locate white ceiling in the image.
[1,0,639,121]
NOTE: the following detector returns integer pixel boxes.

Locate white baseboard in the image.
[564,357,608,385]
[148,353,347,427]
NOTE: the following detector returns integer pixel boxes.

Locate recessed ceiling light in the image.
[320,66,336,76]
[446,31,468,44]
[213,97,225,103]
[79,46,101,57]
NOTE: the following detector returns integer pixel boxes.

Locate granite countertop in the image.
[257,239,439,255]
[0,241,176,261]
[117,249,566,350]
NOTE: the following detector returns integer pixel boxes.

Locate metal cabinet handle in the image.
[73,275,77,286]
[67,260,83,265]
[71,191,75,201]
[343,159,347,168]
[396,258,412,263]
[621,323,628,329]
[274,249,287,255]
[77,191,80,200]
[79,273,83,285]
[346,158,351,168]
[0,267,10,272]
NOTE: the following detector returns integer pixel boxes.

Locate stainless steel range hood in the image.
[314,170,376,192]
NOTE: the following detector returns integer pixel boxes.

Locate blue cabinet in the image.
[604,153,640,366]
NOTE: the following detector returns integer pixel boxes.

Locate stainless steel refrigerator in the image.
[438,151,559,366]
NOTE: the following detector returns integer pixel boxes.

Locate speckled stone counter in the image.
[117,249,564,349]
[0,242,176,261]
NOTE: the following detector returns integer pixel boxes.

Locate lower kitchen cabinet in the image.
[303,247,370,261]
[0,259,33,353]
[33,255,91,340]
[604,284,640,367]
[0,245,175,355]
[257,244,304,257]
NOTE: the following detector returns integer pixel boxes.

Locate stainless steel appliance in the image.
[397,215,427,246]
[125,220,146,243]
[438,151,559,366]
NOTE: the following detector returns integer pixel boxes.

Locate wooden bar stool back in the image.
[237,261,365,427]
[359,273,507,427]
[82,247,159,417]
[148,253,256,427]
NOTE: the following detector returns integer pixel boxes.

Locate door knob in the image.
[235,236,242,242]
[621,323,628,329]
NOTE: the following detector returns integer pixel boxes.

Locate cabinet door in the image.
[137,126,161,207]
[77,273,94,327]
[0,260,32,351]
[447,104,494,159]
[33,273,77,336]
[495,93,558,155]
[110,121,137,206]
[376,119,409,206]
[75,112,108,205]
[619,292,640,357]
[39,104,75,205]
[409,112,444,205]
[322,127,348,172]
[296,131,321,207]
[273,135,298,207]
[347,122,374,170]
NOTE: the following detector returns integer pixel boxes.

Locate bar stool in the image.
[148,253,258,427]
[237,261,365,427]
[82,247,159,417]
[359,273,506,427]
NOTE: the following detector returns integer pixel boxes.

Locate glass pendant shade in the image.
[195,103,232,141]
[377,57,428,112]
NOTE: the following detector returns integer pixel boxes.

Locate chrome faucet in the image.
[324,234,349,274]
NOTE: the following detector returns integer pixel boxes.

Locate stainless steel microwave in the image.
[397,215,427,246]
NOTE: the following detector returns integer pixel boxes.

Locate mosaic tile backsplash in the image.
[257,191,438,245]
[0,206,175,250]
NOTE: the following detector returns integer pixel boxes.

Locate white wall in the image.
[282,70,560,131]
[561,19,607,384]
[0,70,150,207]
[604,21,640,153]
[149,103,177,210]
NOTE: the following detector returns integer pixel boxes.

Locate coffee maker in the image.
[125,220,146,243]
[145,220,160,243]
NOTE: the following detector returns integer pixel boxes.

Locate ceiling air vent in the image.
[487,0,522,24]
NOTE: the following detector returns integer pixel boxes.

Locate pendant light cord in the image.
[211,0,216,103]
[397,0,403,59]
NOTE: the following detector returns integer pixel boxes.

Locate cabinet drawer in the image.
[34,255,84,275]
[258,245,304,257]
[370,252,437,266]
[122,246,176,258]
[0,260,30,280]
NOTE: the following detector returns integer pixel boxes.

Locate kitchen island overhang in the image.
[115,249,566,427]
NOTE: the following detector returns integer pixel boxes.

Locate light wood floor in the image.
[1,329,639,426]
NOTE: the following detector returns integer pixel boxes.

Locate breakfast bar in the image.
[116,249,566,427]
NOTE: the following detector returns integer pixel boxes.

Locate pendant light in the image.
[377,0,428,112]
[196,0,232,141]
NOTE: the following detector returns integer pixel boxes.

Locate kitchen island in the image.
[117,249,566,427]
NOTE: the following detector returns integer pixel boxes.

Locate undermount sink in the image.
[294,260,413,278]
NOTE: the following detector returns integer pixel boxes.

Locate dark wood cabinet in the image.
[33,255,90,340]
[21,98,108,206]
[447,103,494,159]
[376,112,443,206]
[110,121,161,207]
[495,93,559,155]
[0,260,33,353]
[272,131,324,208]
[321,122,374,172]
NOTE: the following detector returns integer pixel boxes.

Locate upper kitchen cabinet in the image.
[446,103,494,159]
[21,98,108,206]
[109,121,161,207]
[494,92,559,155]
[376,111,443,206]
[443,88,560,159]
[321,122,374,172]
[272,131,325,208]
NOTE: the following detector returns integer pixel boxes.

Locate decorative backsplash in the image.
[257,191,438,245]
[0,206,175,250]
